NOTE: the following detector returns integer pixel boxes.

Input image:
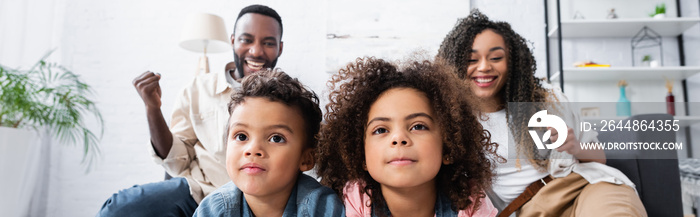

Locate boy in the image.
[194,70,343,216]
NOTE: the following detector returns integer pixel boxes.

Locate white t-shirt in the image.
[481,85,636,208]
[480,109,549,204]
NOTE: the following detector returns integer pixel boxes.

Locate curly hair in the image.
[437,9,551,169]
[226,69,322,149]
[316,57,497,214]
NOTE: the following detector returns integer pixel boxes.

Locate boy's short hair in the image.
[227,69,322,148]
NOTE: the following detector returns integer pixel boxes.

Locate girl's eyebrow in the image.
[366,112,433,127]
[469,46,505,53]
[405,112,433,121]
[366,117,390,127]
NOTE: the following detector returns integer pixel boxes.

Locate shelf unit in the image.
[548,18,700,38]
[543,0,699,159]
[549,66,700,82]
[544,1,700,88]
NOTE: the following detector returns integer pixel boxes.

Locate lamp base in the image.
[195,55,210,76]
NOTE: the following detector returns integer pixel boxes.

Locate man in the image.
[97,5,284,217]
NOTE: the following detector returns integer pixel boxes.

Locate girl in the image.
[437,10,646,217]
[317,57,499,217]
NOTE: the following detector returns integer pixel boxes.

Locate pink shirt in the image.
[343,182,498,217]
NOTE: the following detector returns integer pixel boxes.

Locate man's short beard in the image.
[233,51,279,79]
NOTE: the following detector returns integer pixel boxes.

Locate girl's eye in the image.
[372,128,388,135]
[467,59,478,64]
[491,57,503,61]
[269,135,286,143]
[411,124,429,131]
[234,133,248,141]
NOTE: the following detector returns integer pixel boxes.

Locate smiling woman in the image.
[437,9,646,217]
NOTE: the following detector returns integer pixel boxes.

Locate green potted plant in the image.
[1,50,103,216]
[650,3,666,19]
[0,50,103,167]
[642,55,652,66]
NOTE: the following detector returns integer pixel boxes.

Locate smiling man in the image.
[97,5,285,217]
[232,7,283,79]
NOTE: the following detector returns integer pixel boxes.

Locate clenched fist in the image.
[133,71,162,109]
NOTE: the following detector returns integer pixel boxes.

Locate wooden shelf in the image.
[548,18,700,38]
[583,116,700,128]
[549,66,700,82]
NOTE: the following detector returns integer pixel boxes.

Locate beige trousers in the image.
[519,173,647,217]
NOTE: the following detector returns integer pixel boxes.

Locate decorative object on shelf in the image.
[650,3,666,19]
[179,13,231,76]
[616,80,632,116]
[641,55,661,67]
[607,8,618,19]
[665,78,675,116]
[573,60,611,67]
[573,10,585,19]
[641,55,651,66]
[581,107,601,117]
[631,26,663,67]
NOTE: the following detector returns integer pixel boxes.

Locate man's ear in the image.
[277,41,284,57]
[299,148,315,172]
[230,34,236,46]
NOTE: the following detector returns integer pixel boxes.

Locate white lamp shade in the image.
[179,13,231,53]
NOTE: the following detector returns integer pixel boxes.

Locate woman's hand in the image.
[549,127,606,164]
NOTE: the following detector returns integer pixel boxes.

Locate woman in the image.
[437,10,646,217]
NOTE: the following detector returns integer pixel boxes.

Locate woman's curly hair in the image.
[437,9,550,169]
[316,57,497,213]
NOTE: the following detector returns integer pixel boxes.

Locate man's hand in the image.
[133,71,172,159]
[549,127,606,164]
[133,71,162,109]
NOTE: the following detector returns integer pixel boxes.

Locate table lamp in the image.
[179,13,230,75]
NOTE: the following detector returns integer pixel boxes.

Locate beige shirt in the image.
[150,71,237,203]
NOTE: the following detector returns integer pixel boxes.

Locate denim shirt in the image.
[370,191,458,217]
[194,174,344,217]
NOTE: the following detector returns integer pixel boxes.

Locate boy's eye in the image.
[234,133,248,141]
[269,135,286,143]
[411,124,429,131]
[372,128,388,135]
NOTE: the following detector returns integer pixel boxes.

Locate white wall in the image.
[3,0,698,216]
